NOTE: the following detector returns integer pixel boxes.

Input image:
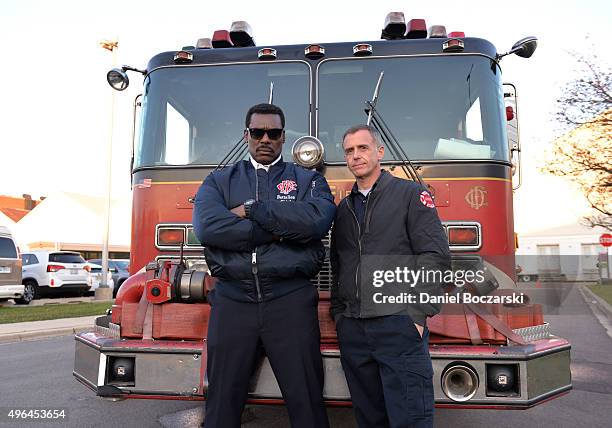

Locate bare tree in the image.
[543,50,612,231]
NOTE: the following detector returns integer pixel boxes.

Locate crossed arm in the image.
[193,173,336,251]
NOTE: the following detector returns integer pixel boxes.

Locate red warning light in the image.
[442,39,465,53]
[405,19,427,39]
[173,51,194,63]
[305,45,325,59]
[258,47,277,60]
[353,43,373,56]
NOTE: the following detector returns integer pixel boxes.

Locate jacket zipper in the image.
[252,168,263,302]
[345,197,368,316]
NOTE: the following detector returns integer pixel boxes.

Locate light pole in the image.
[95,39,118,301]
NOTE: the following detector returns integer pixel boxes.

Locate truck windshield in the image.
[317,55,509,162]
[136,62,310,168]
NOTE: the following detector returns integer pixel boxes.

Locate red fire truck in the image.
[74,13,571,410]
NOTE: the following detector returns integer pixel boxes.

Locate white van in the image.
[0,226,28,304]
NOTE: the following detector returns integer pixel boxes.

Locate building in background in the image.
[516,222,610,282]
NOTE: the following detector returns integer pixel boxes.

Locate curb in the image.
[581,285,612,319]
[0,325,93,344]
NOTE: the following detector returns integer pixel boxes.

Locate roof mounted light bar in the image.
[405,19,427,39]
[428,25,447,38]
[230,21,255,47]
[212,30,233,48]
[196,38,212,49]
[381,12,406,40]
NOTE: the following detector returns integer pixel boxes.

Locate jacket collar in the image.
[350,169,391,195]
[249,155,283,172]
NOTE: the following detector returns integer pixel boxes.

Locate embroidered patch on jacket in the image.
[419,191,435,208]
[277,180,298,195]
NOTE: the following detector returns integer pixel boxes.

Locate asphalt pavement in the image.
[0,283,611,427]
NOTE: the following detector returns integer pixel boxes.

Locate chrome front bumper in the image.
[74,324,571,408]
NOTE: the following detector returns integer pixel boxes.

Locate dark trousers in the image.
[204,286,330,428]
[336,315,434,428]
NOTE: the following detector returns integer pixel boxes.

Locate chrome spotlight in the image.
[292,136,324,168]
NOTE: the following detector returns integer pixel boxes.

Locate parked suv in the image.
[21,250,90,298]
[88,259,129,297]
[0,226,28,304]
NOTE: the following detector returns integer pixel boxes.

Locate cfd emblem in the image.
[277,180,297,195]
[419,191,435,208]
[465,186,488,210]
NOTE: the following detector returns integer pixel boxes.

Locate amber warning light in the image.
[158,228,185,246]
[448,226,479,246]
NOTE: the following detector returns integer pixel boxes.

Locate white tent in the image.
[12,192,131,252]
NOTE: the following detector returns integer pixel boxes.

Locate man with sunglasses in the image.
[193,103,335,428]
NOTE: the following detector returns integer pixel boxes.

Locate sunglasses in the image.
[247,128,284,140]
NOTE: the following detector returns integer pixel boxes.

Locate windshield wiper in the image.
[364,72,426,187]
[214,136,248,170]
[268,81,274,104]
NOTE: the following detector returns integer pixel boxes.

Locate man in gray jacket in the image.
[331,124,450,428]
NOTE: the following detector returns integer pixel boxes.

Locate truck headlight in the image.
[292,136,324,169]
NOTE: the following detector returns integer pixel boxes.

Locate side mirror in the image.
[106,65,147,91]
[496,36,538,61]
[107,68,129,91]
[511,36,538,58]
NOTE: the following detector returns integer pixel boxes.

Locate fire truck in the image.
[74,13,571,410]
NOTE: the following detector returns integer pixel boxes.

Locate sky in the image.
[1,0,611,234]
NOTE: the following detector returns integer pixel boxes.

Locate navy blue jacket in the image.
[193,159,336,303]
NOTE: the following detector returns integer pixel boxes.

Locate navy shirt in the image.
[350,172,385,231]
[351,191,369,230]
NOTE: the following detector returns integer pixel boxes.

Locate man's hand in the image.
[415,323,424,338]
[230,205,246,218]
